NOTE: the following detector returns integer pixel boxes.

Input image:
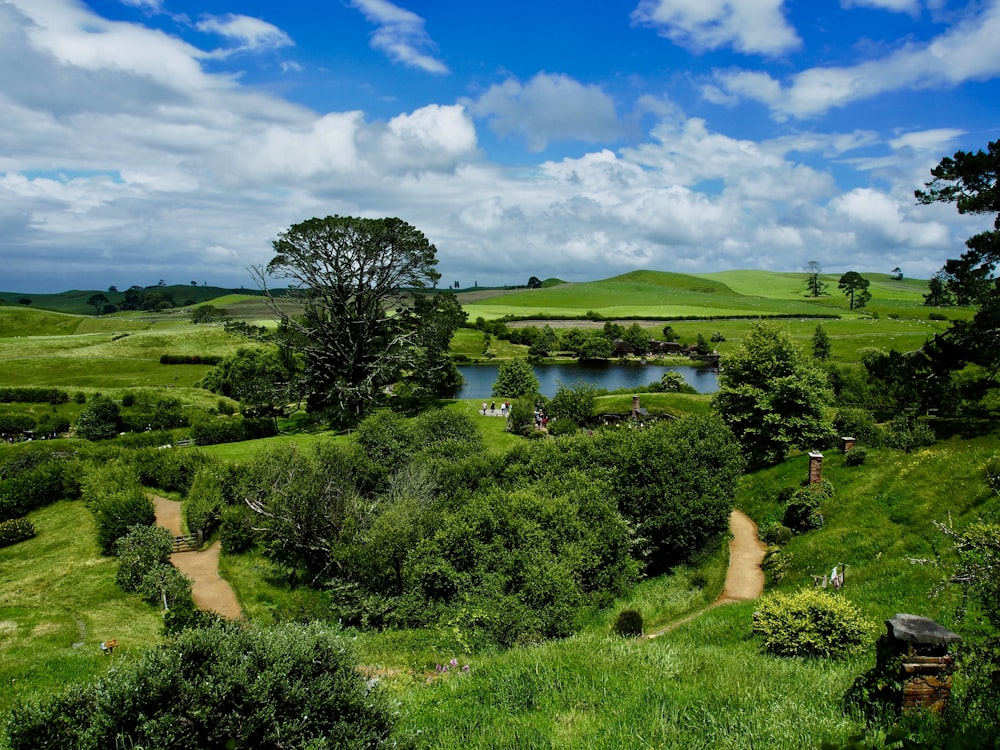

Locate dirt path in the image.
[151,495,242,620]
[644,509,766,640]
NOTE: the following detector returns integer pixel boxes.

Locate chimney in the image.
[808,451,824,485]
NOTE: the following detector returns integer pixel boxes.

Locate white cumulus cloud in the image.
[631,0,800,55]
[349,0,448,74]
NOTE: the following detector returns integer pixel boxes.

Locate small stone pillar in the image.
[841,436,856,453]
[885,613,962,714]
[808,451,824,485]
[631,396,640,419]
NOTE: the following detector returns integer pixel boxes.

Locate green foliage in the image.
[547,380,598,425]
[190,304,229,324]
[218,503,257,553]
[0,452,69,522]
[190,414,276,445]
[492,357,540,398]
[113,523,173,592]
[197,347,290,419]
[611,609,644,637]
[761,522,792,546]
[0,517,36,548]
[838,271,872,310]
[812,324,832,360]
[805,261,828,297]
[752,588,874,658]
[73,394,120,441]
[844,448,867,466]
[713,321,835,468]
[577,331,613,360]
[6,621,396,750]
[833,407,880,446]
[355,409,414,468]
[263,214,442,423]
[185,461,239,535]
[783,480,833,532]
[880,417,936,452]
[0,387,69,404]
[81,460,156,555]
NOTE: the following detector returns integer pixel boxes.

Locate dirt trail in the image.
[151,495,242,620]
[644,509,766,640]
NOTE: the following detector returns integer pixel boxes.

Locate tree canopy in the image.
[256,215,445,423]
[838,271,871,310]
[915,140,1000,389]
[805,261,827,297]
[712,321,834,468]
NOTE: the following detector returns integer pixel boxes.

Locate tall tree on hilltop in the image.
[805,260,827,297]
[254,215,443,424]
[838,271,871,310]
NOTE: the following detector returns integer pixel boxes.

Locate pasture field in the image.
[0,502,165,717]
[0,271,995,749]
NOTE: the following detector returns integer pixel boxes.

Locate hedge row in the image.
[0,459,75,523]
[159,354,223,365]
[190,416,276,446]
[0,388,69,404]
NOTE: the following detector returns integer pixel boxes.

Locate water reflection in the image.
[450,361,718,400]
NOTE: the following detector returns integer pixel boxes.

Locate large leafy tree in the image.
[198,347,294,421]
[838,271,871,310]
[713,321,834,468]
[492,357,539,398]
[916,140,999,307]
[915,140,1000,387]
[256,215,442,423]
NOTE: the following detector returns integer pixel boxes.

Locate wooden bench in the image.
[100,639,118,655]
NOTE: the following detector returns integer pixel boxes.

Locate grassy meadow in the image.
[0,269,996,748]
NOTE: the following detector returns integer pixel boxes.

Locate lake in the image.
[451,361,718,399]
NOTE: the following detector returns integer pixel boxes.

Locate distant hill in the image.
[0,284,264,316]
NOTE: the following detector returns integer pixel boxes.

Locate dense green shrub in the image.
[190,416,247,445]
[0,413,36,434]
[185,462,238,535]
[752,588,873,658]
[0,456,69,522]
[218,503,257,553]
[0,517,35,548]
[611,609,644,638]
[74,394,120,441]
[547,417,578,436]
[783,480,833,532]
[114,524,173,592]
[761,522,792,546]
[0,387,68,404]
[833,407,880,446]
[845,448,867,466]
[355,409,414,467]
[82,461,156,555]
[159,353,223,365]
[6,621,396,750]
[547,380,599,425]
[131,447,211,494]
[880,418,936,451]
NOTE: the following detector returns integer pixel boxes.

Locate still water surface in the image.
[451,361,718,400]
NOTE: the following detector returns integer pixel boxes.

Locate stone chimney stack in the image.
[808,451,824,485]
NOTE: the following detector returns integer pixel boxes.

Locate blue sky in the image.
[1,0,998,292]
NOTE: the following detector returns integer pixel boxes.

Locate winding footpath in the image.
[150,497,762,631]
[151,495,242,620]
[644,509,766,640]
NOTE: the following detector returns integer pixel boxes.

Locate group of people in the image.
[481,400,510,417]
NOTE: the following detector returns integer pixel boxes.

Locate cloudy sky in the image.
[2,0,998,293]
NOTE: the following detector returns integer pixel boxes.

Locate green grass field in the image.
[0,269,995,748]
